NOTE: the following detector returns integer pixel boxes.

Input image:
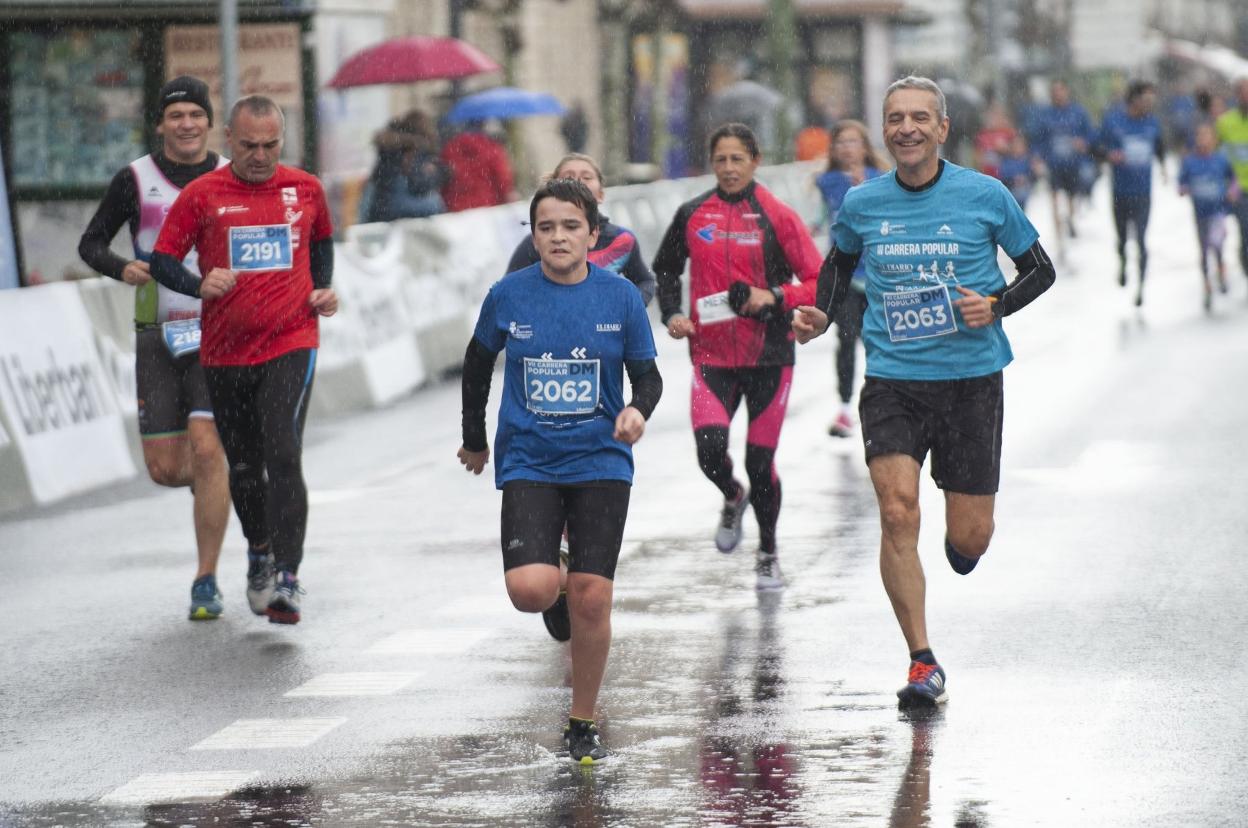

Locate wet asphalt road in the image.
[2,178,1247,826]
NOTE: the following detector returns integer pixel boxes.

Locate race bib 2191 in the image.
[228,224,293,272]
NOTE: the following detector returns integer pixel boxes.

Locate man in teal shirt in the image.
[792,76,1056,711]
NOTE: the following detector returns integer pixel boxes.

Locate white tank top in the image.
[129,153,229,324]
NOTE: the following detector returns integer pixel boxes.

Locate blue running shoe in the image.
[189,575,223,621]
[266,571,304,625]
[896,660,948,708]
[944,538,979,575]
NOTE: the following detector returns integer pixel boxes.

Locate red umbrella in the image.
[327,36,500,89]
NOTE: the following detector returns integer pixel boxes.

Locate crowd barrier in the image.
[0,163,822,515]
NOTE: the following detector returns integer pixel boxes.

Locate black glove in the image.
[728,280,779,322]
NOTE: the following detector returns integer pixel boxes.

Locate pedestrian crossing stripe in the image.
[100,771,258,804]
[189,717,347,750]
[365,627,493,655]
[284,672,422,697]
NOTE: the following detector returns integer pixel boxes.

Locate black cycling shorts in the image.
[859,372,1004,495]
[500,480,631,580]
[135,326,213,438]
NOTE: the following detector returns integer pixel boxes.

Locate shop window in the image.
[8,29,145,189]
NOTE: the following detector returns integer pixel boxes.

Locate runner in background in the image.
[77,76,231,621]
[654,122,821,591]
[1214,78,1248,280]
[814,119,888,438]
[507,153,655,305]
[458,178,662,763]
[1032,80,1094,262]
[1098,81,1166,306]
[1179,122,1236,310]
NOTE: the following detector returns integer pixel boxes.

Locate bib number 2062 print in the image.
[523,358,600,416]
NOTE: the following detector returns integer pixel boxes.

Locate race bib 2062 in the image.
[523,358,600,416]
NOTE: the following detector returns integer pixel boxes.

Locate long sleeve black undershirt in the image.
[816,239,1056,321]
[460,338,663,452]
[151,236,335,298]
[78,152,221,280]
[992,240,1056,316]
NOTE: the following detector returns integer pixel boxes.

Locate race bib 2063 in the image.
[883,284,958,342]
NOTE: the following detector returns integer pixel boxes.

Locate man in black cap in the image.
[78,76,234,621]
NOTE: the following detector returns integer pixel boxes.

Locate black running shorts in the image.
[859,372,1004,495]
[135,326,213,438]
[500,481,631,580]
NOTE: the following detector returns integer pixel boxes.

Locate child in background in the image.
[1179,122,1237,309]
[998,134,1037,209]
[814,120,889,437]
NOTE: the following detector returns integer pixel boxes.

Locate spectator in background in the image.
[794,118,831,162]
[360,110,447,223]
[974,103,1017,180]
[440,120,519,212]
[561,102,589,154]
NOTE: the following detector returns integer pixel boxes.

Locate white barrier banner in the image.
[0,283,136,503]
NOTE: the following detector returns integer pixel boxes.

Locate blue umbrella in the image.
[446,86,566,124]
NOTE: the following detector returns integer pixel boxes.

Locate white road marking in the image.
[189,717,347,750]
[284,672,422,697]
[365,627,493,655]
[100,770,258,805]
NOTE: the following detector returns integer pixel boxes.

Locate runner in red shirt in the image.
[151,95,337,625]
[653,123,821,590]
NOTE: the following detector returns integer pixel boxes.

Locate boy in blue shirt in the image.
[458,179,663,763]
[1179,122,1237,309]
[1098,80,1166,306]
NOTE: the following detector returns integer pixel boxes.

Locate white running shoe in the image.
[714,487,749,553]
[246,549,275,616]
[754,552,785,591]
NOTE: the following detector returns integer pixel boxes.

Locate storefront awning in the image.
[676,0,928,22]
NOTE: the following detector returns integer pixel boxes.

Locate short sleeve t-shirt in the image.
[1099,107,1162,197]
[154,164,334,367]
[834,162,1039,381]
[1179,152,1234,218]
[472,263,657,488]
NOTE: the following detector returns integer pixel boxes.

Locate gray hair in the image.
[227,95,286,131]
[884,76,947,121]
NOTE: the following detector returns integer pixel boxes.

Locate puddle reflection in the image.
[698,596,798,825]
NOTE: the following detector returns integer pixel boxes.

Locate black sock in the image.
[910,648,937,666]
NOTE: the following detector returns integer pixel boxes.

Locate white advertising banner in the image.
[0,283,136,503]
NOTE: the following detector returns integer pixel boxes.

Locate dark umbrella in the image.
[445,87,566,124]
[327,36,500,89]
